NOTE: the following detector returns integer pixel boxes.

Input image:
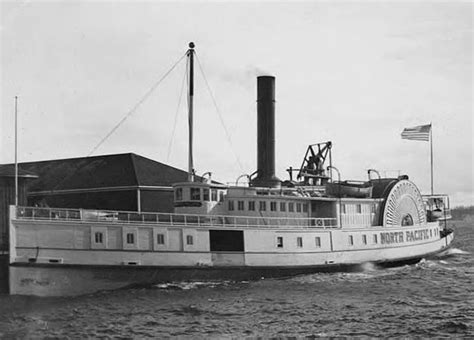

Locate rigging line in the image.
[166,62,188,163]
[195,53,244,172]
[50,52,186,193]
[87,52,187,157]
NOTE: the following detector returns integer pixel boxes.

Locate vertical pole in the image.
[137,188,141,213]
[187,42,195,182]
[430,123,433,195]
[329,146,332,183]
[14,96,19,207]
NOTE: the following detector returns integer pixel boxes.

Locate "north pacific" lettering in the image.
[380,232,403,244]
[405,229,430,242]
[380,229,431,245]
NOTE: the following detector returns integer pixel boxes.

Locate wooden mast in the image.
[187,42,195,182]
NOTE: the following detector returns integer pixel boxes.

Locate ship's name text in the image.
[380,229,430,245]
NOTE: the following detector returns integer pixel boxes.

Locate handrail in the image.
[13,206,339,229]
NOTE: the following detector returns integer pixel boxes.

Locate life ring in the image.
[316,219,323,226]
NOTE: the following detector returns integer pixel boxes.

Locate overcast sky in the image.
[1,1,472,206]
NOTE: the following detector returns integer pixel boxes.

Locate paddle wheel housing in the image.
[381,180,426,227]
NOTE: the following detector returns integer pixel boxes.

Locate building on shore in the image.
[0,166,38,251]
[0,153,199,250]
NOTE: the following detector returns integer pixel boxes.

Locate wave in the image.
[415,258,440,268]
[359,262,378,272]
[433,248,471,260]
[440,248,470,256]
[152,280,237,290]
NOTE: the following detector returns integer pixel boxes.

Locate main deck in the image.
[8,205,453,296]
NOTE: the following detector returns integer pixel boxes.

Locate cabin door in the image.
[209,230,245,266]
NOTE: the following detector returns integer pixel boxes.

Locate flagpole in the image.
[430,122,433,195]
[15,96,19,207]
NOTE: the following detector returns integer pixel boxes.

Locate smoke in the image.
[247,66,274,78]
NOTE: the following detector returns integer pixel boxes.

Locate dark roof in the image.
[2,153,191,192]
[0,165,39,179]
[131,154,189,187]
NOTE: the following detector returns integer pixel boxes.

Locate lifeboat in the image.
[325,180,373,198]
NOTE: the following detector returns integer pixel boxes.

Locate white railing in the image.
[14,206,338,229]
[422,194,452,221]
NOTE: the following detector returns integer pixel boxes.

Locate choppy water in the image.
[0,222,473,338]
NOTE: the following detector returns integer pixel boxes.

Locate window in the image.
[296,203,302,212]
[373,234,378,244]
[280,202,286,212]
[259,201,266,211]
[341,204,346,214]
[297,237,303,247]
[315,236,321,248]
[276,236,283,248]
[270,201,277,211]
[349,235,354,246]
[228,200,234,211]
[371,204,376,214]
[191,188,201,201]
[211,189,217,201]
[203,189,210,201]
[186,235,193,245]
[248,201,255,211]
[175,188,183,201]
[401,214,414,226]
[356,204,362,214]
[95,232,103,244]
[157,234,165,245]
[219,191,224,202]
[126,233,134,244]
[362,234,367,245]
[238,201,244,211]
[303,204,308,213]
[430,229,432,237]
[289,202,294,212]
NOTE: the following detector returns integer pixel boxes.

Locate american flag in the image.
[401,124,431,141]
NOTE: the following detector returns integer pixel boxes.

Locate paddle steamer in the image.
[8,43,453,296]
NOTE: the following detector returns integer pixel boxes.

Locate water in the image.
[1,222,472,338]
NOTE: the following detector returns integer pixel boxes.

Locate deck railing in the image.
[422,194,452,220]
[14,206,338,229]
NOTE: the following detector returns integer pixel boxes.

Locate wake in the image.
[436,248,470,257]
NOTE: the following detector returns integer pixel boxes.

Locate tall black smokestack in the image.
[250,76,281,188]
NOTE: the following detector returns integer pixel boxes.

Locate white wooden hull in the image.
[8,209,454,296]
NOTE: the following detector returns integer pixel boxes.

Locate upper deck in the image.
[13,206,338,229]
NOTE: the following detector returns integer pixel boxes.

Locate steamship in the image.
[8,43,453,296]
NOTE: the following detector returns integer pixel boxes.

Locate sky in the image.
[1,1,472,206]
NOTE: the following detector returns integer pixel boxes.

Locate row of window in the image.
[276,236,321,248]
[175,187,225,202]
[94,231,324,249]
[347,229,437,246]
[348,234,376,246]
[229,200,309,213]
[93,232,194,246]
[94,229,438,250]
[341,204,376,214]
